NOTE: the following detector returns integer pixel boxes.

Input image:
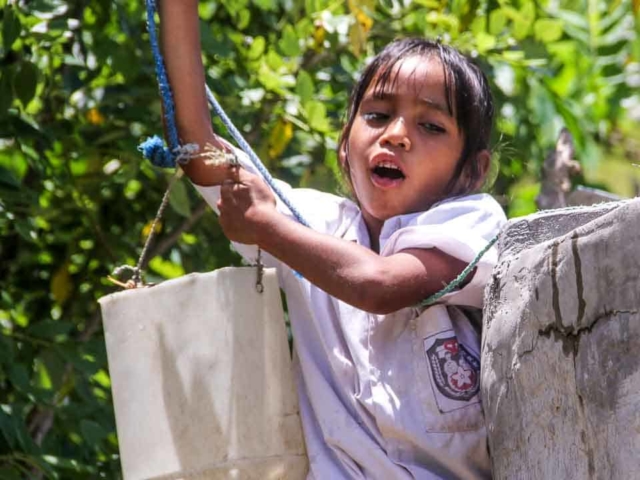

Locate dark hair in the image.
[339,38,495,198]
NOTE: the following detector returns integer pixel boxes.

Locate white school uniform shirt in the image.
[195,144,506,479]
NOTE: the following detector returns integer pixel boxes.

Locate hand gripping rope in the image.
[139,0,309,228]
[135,0,499,306]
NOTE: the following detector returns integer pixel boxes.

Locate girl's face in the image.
[343,55,466,230]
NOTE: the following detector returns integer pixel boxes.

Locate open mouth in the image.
[371,162,405,187]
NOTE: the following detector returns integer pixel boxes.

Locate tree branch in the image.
[141,199,209,270]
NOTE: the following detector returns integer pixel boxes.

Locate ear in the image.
[338,139,348,168]
[468,149,491,191]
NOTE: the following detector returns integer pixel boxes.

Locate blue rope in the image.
[143,0,179,163]
[138,135,174,168]
[139,0,309,227]
[203,85,310,228]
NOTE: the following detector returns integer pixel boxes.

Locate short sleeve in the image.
[378,194,506,308]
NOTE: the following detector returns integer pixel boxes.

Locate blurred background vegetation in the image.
[0,0,638,477]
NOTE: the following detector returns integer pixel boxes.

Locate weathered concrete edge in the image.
[497,199,637,259]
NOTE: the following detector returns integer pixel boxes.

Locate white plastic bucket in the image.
[99,267,308,480]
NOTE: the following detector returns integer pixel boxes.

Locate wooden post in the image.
[482,199,640,479]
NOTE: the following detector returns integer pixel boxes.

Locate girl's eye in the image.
[362,112,389,122]
[421,122,446,134]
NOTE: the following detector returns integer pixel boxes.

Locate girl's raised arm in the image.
[157,0,232,186]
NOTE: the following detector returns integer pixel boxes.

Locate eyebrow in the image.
[366,92,453,116]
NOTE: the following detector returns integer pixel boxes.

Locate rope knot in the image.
[139,136,175,168]
[138,137,200,168]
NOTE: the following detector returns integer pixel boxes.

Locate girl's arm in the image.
[159,4,470,313]
[218,169,469,315]
[157,0,232,186]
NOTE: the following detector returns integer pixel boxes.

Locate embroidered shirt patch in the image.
[425,334,480,402]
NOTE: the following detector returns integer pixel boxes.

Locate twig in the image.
[141,199,208,270]
[78,310,102,343]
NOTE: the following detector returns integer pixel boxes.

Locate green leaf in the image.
[39,349,66,391]
[80,419,107,446]
[2,5,21,50]
[6,112,43,140]
[0,405,38,455]
[470,15,487,36]
[265,48,284,70]
[0,335,14,364]
[13,60,39,107]
[305,100,330,132]
[0,68,14,116]
[0,406,18,449]
[296,70,315,106]
[15,219,37,243]
[520,0,535,22]
[169,178,191,218]
[257,62,287,94]
[8,364,29,391]
[279,25,301,57]
[91,369,111,389]
[236,8,251,29]
[221,0,246,17]
[59,346,99,375]
[0,165,20,189]
[534,18,564,43]
[149,256,185,279]
[253,0,277,11]
[489,9,507,35]
[34,358,52,390]
[501,50,526,62]
[475,32,496,53]
[247,36,266,60]
[27,320,75,339]
[305,0,332,14]
[513,1,535,40]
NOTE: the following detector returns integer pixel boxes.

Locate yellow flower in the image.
[86,108,105,125]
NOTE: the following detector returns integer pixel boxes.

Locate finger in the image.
[220,180,236,203]
[236,166,259,184]
[218,211,235,240]
[229,165,241,183]
[218,213,229,237]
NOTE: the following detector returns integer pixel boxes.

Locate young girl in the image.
[159,2,506,478]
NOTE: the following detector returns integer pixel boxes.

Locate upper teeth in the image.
[377,162,399,169]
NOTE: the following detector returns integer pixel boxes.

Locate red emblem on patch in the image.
[426,336,480,401]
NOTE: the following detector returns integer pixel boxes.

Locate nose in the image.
[380,117,411,151]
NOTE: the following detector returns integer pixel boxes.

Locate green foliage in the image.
[0,0,638,477]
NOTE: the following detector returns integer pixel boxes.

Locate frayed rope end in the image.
[138,136,175,168]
